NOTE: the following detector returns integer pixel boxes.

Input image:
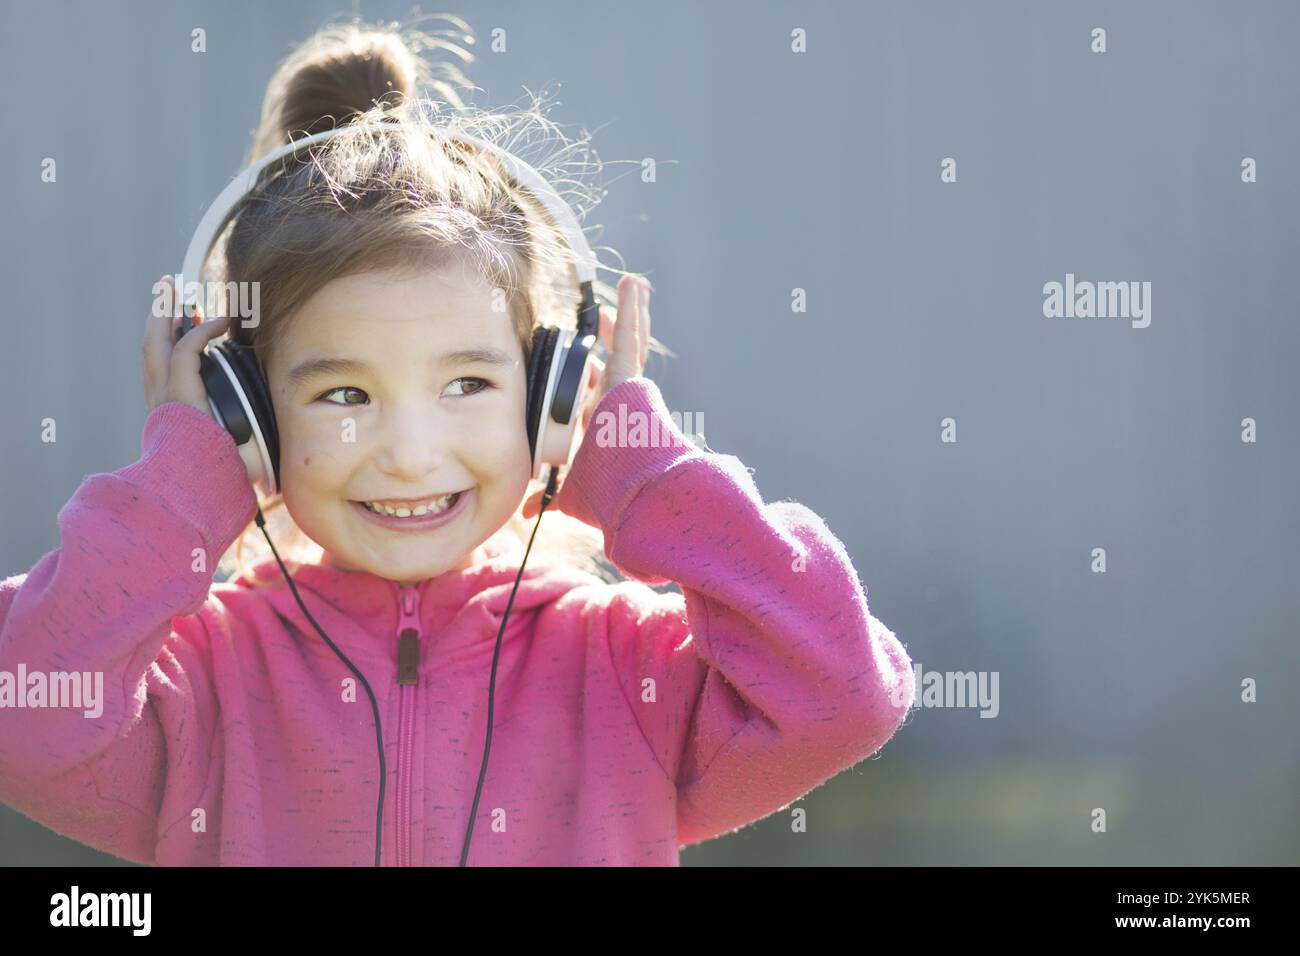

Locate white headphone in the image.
[178,100,603,493]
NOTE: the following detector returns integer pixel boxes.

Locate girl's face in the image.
[265,263,533,586]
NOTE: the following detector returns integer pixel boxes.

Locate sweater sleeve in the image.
[0,402,257,863]
[554,377,916,847]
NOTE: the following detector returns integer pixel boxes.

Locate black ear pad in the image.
[525,325,559,464]
[206,338,282,492]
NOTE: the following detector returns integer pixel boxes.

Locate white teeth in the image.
[363,493,459,517]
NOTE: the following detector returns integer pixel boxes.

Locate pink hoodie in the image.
[0,376,915,866]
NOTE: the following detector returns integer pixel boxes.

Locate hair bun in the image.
[249,25,419,163]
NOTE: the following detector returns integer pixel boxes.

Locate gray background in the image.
[1,0,1296,865]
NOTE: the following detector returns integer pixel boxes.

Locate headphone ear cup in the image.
[203,338,281,496]
[529,327,601,482]
[526,325,560,471]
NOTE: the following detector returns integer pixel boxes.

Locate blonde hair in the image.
[208,15,666,585]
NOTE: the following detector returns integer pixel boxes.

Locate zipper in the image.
[396,584,422,867]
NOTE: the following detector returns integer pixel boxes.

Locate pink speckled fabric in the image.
[0,377,914,865]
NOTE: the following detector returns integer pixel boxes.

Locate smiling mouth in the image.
[354,491,464,517]
[346,488,473,531]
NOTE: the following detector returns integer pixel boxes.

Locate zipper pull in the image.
[397,585,422,686]
[398,629,420,685]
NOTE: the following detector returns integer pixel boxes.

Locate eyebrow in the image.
[287,347,515,388]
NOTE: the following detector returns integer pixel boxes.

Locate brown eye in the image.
[318,387,369,406]
[445,377,493,397]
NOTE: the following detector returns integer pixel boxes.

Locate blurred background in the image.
[0,0,1296,865]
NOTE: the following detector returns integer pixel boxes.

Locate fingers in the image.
[638,279,651,369]
[598,304,615,354]
[602,276,653,375]
[144,275,230,410]
[162,313,228,410]
[581,354,605,429]
[616,277,640,360]
[604,277,642,383]
[170,311,230,363]
[143,276,176,404]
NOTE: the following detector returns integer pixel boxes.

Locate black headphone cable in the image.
[460,465,559,866]
[252,464,561,867]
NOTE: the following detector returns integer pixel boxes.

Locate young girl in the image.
[0,23,915,866]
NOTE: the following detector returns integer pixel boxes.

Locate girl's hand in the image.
[143,276,264,494]
[143,275,230,418]
[591,274,653,406]
[521,274,653,520]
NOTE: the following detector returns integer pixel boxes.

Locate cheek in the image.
[279,425,348,491]
[455,415,531,493]
[483,417,534,471]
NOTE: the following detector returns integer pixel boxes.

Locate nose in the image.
[370,400,453,482]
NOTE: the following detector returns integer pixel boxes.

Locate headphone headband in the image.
[179,101,599,336]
